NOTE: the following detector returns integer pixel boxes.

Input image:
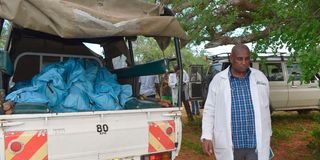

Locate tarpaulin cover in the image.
[0,0,187,41]
[6,59,132,112]
[124,98,161,110]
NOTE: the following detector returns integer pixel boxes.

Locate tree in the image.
[160,0,319,52]
[298,47,320,82]
[159,0,320,80]
[0,20,9,49]
[133,36,207,71]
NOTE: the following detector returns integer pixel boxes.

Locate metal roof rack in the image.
[207,52,290,62]
[255,52,289,61]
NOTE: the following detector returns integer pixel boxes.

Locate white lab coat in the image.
[168,70,189,105]
[201,67,272,160]
[139,75,159,96]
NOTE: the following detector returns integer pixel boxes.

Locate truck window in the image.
[221,62,231,70]
[287,63,301,81]
[212,63,222,75]
[260,63,284,81]
[190,65,203,82]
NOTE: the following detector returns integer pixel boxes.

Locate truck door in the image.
[287,63,320,108]
[259,62,288,109]
[189,65,204,100]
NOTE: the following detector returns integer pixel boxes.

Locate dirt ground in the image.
[175,109,319,160]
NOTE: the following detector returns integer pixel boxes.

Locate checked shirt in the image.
[229,69,256,149]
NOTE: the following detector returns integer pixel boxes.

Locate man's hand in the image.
[202,139,214,157]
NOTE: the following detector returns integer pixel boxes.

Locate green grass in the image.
[181,116,203,154]
[271,112,318,122]
[180,111,320,159]
[272,127,295,140]
[181,138,203,154]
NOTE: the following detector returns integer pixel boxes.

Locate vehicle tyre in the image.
[297,110,311,115]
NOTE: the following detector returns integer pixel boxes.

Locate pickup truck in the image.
[0,1,187,160]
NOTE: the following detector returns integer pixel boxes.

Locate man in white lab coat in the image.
[201,44,272,160]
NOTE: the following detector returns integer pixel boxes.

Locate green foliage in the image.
[133,36,207,71]
[254,1,320,54]
[0,29,5,49]
[181,46,208,71]
[163,0,320,82]
[132,36,168,64]
[0,21,9,49]
[172,0,320,52]
[298,48,320,83]
[0,38,4,49]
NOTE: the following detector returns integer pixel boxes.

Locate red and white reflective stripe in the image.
[148,120,175,153]
[5,130,48,160]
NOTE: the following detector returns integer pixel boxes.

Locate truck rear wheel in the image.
[297,110,311,115]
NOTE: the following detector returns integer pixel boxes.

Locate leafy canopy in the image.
[160,0,320,81]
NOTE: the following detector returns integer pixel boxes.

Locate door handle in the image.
[162,112,182,117]
[291,85,298,88]
[1,121,25,127]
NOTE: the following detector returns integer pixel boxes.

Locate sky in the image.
[203,43,289,56]
[84,43,104,57]
[84,41,290,57]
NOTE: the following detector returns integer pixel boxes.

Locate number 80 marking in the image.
[96,124,109,134]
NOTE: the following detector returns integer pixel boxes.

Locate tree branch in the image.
[159,0,191,13]
[185,12,196,20]
[204,26,273,48]
[229,0,258,11]
[219,13,254,35]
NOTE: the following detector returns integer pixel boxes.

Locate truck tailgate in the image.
[0,108,181,160]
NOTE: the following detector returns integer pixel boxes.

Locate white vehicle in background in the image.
[205,53,320,114]
[0,1,187,160]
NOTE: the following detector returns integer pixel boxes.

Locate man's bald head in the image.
[229,44,251,77]
[231,44,250,55]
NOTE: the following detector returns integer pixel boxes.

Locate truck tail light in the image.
[5,130,48,159]
[166,126,173,135]
[10,141,23,153]
[142,152,171,160]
